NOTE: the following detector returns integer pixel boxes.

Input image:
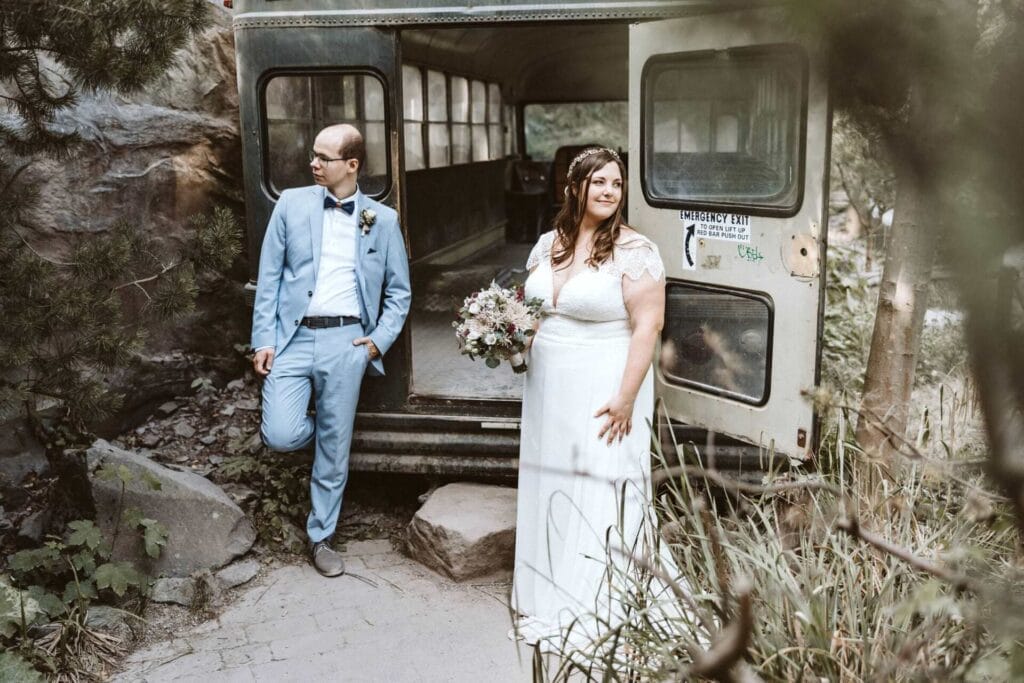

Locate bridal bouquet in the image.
[453,282,543,373]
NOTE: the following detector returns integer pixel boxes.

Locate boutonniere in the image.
[359,209,376,236]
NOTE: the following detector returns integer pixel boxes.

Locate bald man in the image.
[250,124,411,576]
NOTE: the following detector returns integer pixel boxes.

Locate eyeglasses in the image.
[309,151,351,164]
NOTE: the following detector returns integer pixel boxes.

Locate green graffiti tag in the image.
[738,244,765,263]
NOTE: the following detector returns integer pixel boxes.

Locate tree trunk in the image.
[855,153,935,486]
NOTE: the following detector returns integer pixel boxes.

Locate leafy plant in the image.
[821,242,877,396]
[1,463,168,677]
[217,454,309,552]
[0,650,43,683]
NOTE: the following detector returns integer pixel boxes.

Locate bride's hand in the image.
[595,394,634,444]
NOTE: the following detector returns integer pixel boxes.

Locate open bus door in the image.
[234,24,408,410]
[629,9,830,462]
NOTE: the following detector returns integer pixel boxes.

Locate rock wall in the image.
[19,8,242,257]
[1,6,248,484]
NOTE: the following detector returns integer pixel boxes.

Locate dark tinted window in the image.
[660,283,773,405]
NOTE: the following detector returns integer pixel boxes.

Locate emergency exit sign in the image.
[679,210,751,243]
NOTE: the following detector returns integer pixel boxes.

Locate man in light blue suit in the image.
[251,124,410,577]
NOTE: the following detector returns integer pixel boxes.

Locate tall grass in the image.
[536,413,1021,682]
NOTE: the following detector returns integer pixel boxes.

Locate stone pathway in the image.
[114,540,531,682]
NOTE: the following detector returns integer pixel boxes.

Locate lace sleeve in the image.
[526,231,555,271]
[614,237,665,281]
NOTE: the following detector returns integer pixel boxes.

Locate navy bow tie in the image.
[324,196,355,214]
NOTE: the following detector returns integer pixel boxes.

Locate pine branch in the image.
[111,261,178,294]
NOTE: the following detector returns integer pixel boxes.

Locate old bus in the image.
[230,0,829,475]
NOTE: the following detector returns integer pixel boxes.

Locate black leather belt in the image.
[300,316,360,329]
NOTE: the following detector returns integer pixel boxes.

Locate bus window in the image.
[471,80,488,161]
[487,83,502,160]
[524,102,627,160]
[642,46,806,214]
[660,283,773,406]
[450,76,470,163]
[264,72,389,197]
[403,65,425,171]
[426,69,449,167]
[504,104,516,156]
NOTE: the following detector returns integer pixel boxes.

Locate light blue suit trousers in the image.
[261,324,366,542]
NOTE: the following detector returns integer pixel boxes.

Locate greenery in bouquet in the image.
[453,282,543,372]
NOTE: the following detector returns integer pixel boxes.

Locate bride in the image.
[511,147,668,651]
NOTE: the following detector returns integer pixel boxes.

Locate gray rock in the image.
[199,435,216,446]
[85,605,133,641]
[226,426,241,438]
[227,431,262,456]
[226,379,246,392]
[157,401,180,417]
[150,577,196,606]
[140,432,162,448]
[220,483,257,507]
[173,423,196,439]
[234,398,259,412]
[87,439,256,577]
[405,483,517,581]
[0,507,13,532]
[220,405,236,417]
[278,520,307,553]
[215,558,260,589]
[18,510,50,544]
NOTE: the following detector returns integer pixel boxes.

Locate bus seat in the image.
[506,160,549,243]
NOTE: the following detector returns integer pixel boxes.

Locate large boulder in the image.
[405,483,517,581]
[86,439,255,577]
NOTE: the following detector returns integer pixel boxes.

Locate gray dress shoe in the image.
[309,540,346,577]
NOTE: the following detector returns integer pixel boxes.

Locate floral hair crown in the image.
[566,147,622,180]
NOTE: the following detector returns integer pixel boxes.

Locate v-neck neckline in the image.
[549,259,594,309]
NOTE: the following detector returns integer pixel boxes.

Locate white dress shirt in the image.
[306,190,361,318]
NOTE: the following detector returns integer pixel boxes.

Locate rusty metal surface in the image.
[233,0,745,29]
[350,452,517,476]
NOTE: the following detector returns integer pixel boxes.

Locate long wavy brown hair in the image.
[551,148,628,269]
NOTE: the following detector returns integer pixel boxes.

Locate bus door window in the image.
[263,72,390,197]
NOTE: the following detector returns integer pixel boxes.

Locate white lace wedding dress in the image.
[511,230,670,652]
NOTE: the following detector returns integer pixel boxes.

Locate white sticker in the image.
[679,210,751,243]
[682,223,697,270]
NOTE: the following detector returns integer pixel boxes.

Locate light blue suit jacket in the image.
[251,185,411,376]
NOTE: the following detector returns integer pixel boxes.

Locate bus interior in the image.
[264,22,632,403]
